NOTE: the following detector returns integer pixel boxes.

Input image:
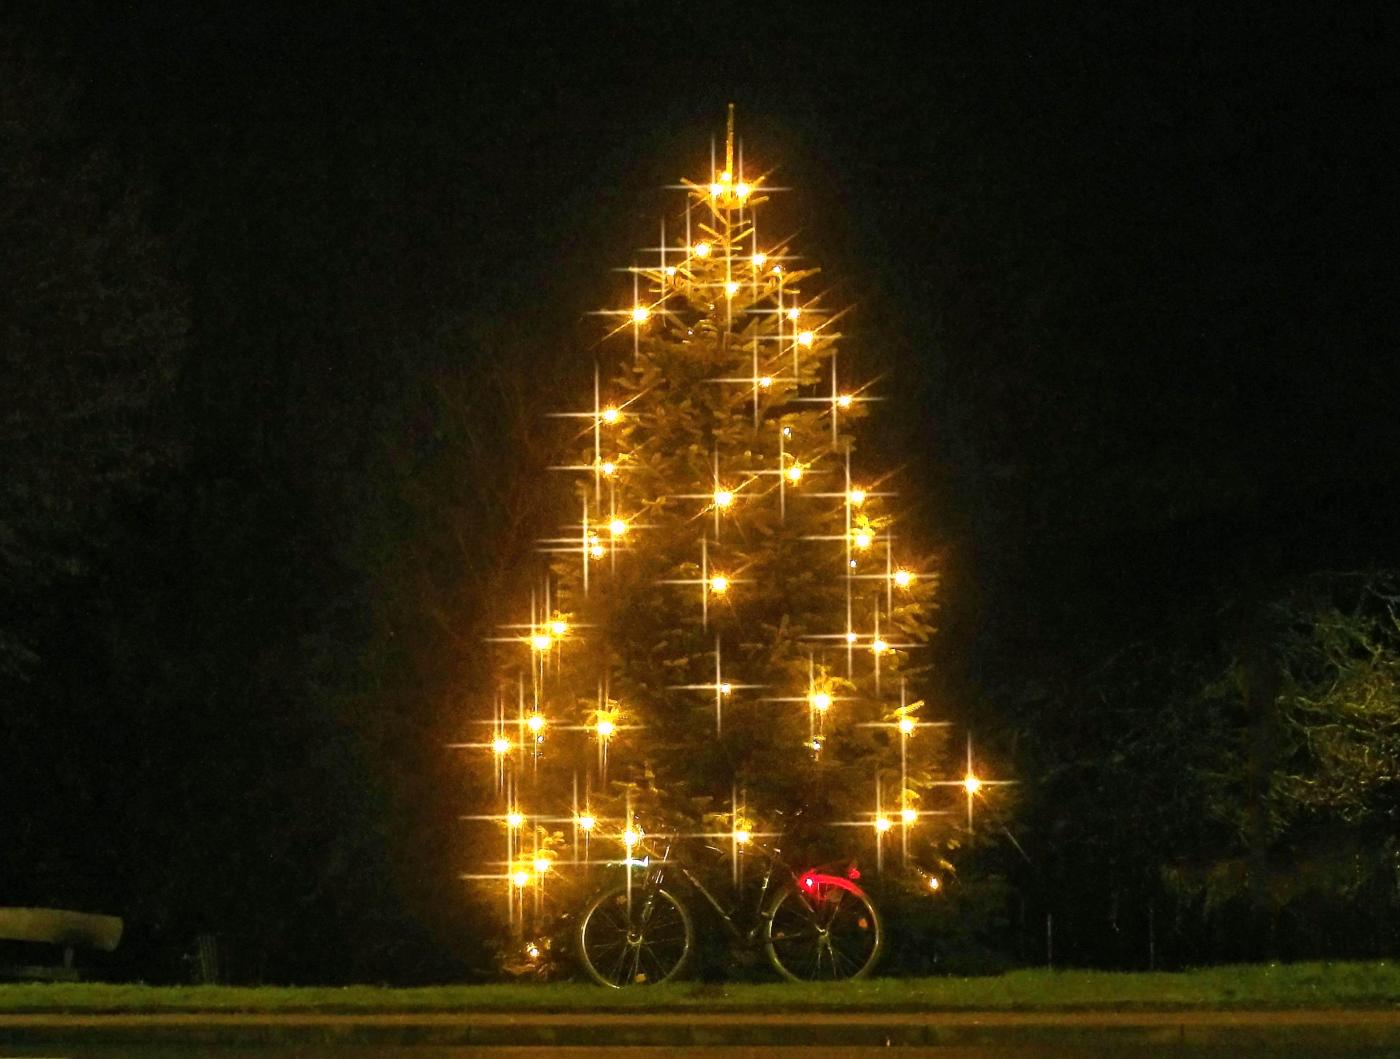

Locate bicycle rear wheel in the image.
[765,878,882,981]
[577,883,694,987]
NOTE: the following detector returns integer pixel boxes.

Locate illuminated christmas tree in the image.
[455,108,1005,978]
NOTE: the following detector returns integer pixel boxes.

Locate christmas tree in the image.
[455,108,1003,980]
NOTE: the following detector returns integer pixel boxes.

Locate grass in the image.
[0,961,1397,1014]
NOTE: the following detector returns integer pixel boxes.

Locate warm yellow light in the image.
[550,619,568,637]
[622,827,640,848]
[898,716,916,735]
[693,241,712,258]
[600,460,616,476]
[798,330,815,347]
[532,855,551,875]
[708,182,723,197]
[734,829,751,845]
[875,816,893,834]
[526,942,541,959]
[854,530,873,550]
[590,543,606,559]
[735,182,751,199]
[810,738,823,751]
[491,736,511,756]
[719,170,732,184]
[526,714,545,734]
[771,264,783,275]
[786,307,800,321]
[893,569,913,588]
[901,807,918,824]
[714,489,734,508]
[872,639,890,655]
[665,265,678,277]
[849,488,867,506]
[845,631,858,644]
[577,813,596,832]
[595,717,615,738]
[719,682,732,695]
[837,394,853,408]
[786,464,803,483]
[810,691,832,712]
[781,425,792,438]
[724,281,740,298]
[530,632,553,651]
[608,518,628,537]
[601,406,619,423]
[928,875,942,892]
[964,775,983,795]
[631,306,650,323]
[752,252,767,268]
[758,375,772,389]
[512,869,531,888]
[506,811,524,829]
[709,574,729,594]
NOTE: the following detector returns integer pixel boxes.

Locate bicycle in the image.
[575,833,882,987]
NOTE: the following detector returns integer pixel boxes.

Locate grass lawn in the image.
[0,961,1397,1013]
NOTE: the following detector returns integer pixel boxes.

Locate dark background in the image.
[3,2,1394,981]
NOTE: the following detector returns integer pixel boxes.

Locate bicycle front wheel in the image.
[577,883,694,987]
[765,878,882,981]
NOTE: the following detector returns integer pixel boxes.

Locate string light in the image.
[848,488,867,506]
[871,638,890,655]
[719,682,732,695]
[734,829,751,844]
[600,460,616,476]
[752,252,767,268]
[709,574,729,594]
[786,307,800,321]
[898,717,916,735]
[893,569,913,588]
[549,619,568,637]
[631,306,651,323]
[798,330,815,347]
[596,717,616,738]
[837,394,853,408]
[854,530,873,550]
[963,775,983,794]
[491,736,512,756]
[506,811,525,829]
[714,489,734,508]
[786,464,803,483]
[759,376,772,389]
[622,826,641,848]
[608,518,628,537]
[901,807,918,824]
[875,816,893,834]
[532,855,551,875]
[708,182,723,196]
[590,542,606,559]
[526,714,545,734]
[810,691,832,712]
[577,814,596,832]
[724,280,740,297]
[693,241,712,258]
[601,406,620,424]
[735,182,751,199]
[526,942,542,959]
[530,632,553,651]
[512,869,531,888]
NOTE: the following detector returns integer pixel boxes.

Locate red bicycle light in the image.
[847,866,861,880]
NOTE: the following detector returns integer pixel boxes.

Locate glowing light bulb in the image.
[848,488,867,506]
[810,738,823,751]
[526,942,541,959]
[758,376,772,389]
[928,875,942,892]
[491,736,511,756]
[512,869,531,888]
[596,717,615,738]
[781,425,792,438]
[709,574,729,594]
[854,530,873,550]
[898,717,916,735]
[736,182,751,198]
[506,811,524,829]
[550,619,568,637]
[693,241,712,258]
[724,280,740,298]
[734,829,751,845]
[530,632,553,651]
[714,489,734,508]
[631,306,650,323]
[719,682,732,695]
[837,394,853,408]
[771,265,783,275]
[719,170,732,184]
[875,816,893,834]
[752,252,767,268]
[901,807,918,824]
[526,714,545,734]
[622,827,640,848]
[532,855,551,875]
[786,307,800,321]
[871,639,890,655]
[608,518,628,537]
[810,691,832,712]
[601,406,619,423]
[665,265,678,277]
[845,631,858,644]
[786,464,803,483]
[600,460,616,476]
[963,775,983,795]
[798,330,815,348]
[590,543,606,559]
[893,569,913,588]
[708,182,723,197]
[577,814,596,832]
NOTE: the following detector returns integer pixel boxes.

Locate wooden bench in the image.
[0,907,123,981]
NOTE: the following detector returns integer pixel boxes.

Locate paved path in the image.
[3,1009,1400,1052]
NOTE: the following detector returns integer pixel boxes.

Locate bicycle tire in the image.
[577,883,694,987]
[764,875,882,981]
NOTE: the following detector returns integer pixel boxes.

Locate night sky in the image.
[3,3,1394,980]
